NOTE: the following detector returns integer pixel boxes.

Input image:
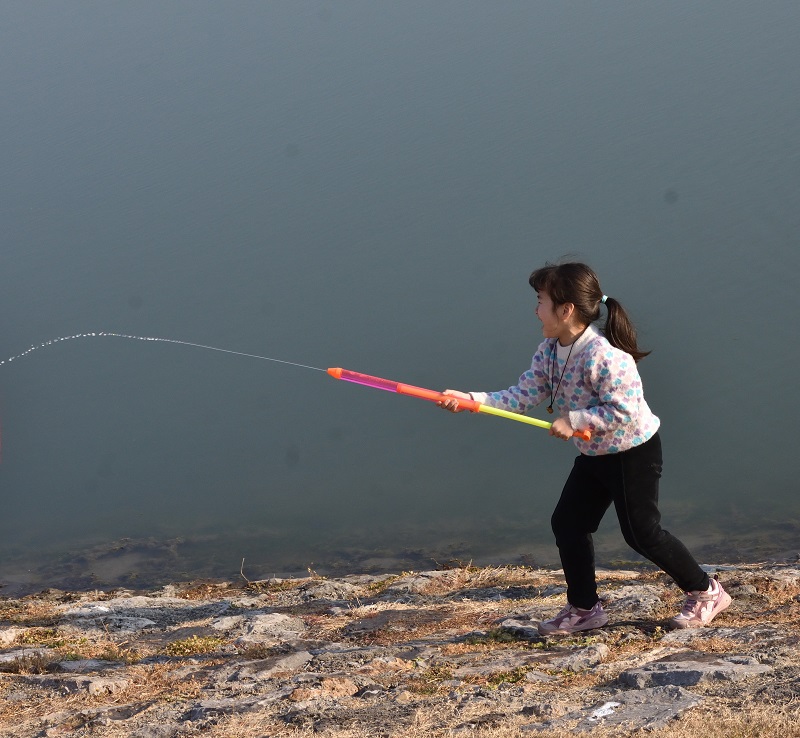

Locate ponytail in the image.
[529,262,650,363]
[602,297,650,363]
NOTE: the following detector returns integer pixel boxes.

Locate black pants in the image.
[551,432,708,609]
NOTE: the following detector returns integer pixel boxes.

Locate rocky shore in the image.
[1,560,800,737]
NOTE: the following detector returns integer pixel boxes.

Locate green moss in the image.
[465,628,546,648]
[164,635,226,657]
[487,666,529,687]
[16,628,66,648]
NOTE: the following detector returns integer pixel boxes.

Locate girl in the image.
[439,262,730,635]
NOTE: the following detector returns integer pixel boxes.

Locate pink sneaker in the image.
[670,577,732,629]
[537,601,608,636]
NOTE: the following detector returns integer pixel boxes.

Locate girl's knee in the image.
[551,508,572,538]
[552,510,597,543]
[622,522,667,554]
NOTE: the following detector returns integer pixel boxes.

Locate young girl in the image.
[439,262,730,635]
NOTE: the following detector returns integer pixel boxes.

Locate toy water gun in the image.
[327,367,591,441]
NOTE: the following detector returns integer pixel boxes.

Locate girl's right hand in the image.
[438,389,472,412]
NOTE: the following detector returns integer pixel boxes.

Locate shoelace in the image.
[681,587,714,615]
[553,606,578,625]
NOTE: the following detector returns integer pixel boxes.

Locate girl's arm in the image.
[467,350,550,415]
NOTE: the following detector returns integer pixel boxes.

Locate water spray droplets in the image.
[0,332,325,373]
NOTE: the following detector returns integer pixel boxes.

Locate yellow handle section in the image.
[476,405,592,441]
[476,405,552,429]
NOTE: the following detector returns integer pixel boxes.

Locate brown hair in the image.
[529,262,650,362]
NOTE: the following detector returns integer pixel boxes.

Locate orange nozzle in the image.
[327,367,343,379]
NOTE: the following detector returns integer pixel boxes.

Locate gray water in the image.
[1,2,798,591]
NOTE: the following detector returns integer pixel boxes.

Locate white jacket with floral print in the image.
[469,324,660,455]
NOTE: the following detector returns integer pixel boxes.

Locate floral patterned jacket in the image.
[469,324,660,455]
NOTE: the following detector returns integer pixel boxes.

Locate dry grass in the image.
[171,581,240,600]
[245,576,312,595]
[181,693,800,738]
[0,599,62,626]
[685,635,743,654]
[0,650,54,675]
[417,566,561,597]
[314,599,513,647]
[6,623,144,666]
[0,662,204,729]
[187,696,800,738]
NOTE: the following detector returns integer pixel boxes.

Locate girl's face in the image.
[535,290,561,338]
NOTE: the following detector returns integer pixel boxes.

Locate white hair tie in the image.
[601,295,609,304]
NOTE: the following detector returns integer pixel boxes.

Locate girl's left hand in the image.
[549,417,574,441]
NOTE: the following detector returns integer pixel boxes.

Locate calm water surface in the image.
[1,2,798,591]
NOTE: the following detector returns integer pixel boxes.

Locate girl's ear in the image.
[560,302,575,320]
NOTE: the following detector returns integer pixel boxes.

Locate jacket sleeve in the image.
[469,347,550,414]
[568,348,644,433]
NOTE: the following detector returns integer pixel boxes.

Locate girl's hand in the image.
[438,389,471,412]
[549,416,574,441]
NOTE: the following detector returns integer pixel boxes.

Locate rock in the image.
[661,624,788,647]
[601,584,665,617]
[68,616,158,633]
[754,665,800,701]
[381,570,453,595]
[700,564,739,574]
[497,617,547,642]
[128,725,182,738]
[453,712,506,731]
[228,595,269,608]
[289,677,359,702]
[342,607,452,637]
[210,614,248,632]
[448,650,546,678]
[538,585,567,598]
[63,596,230,624]
[357,656,415,675]
[182,697,262,722]
[394,689,416,704]
[554,686,702,731]
[55,659,121,673]
[22,674,130,695]
[298,580,363,601]
[727,583,758,596]
[548,644,610,672]
[232,650,313,680]
[211,612,306,644]
[758,567,800,587]
[0,627,24,646]
[620,651,773,688]
[596,568,643,580]
[524,671,556,683]
[0,647,54,664]
[62,604,115,618]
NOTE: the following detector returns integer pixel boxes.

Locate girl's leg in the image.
[551,455,614,609]
[609,433,709,593]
